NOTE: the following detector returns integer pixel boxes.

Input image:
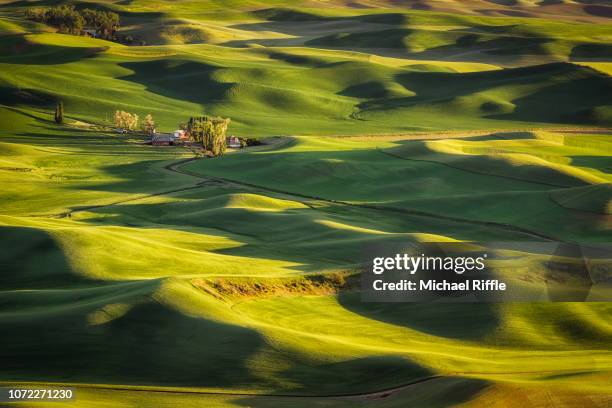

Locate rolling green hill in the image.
[0,1,611,407]
[1,0,611,134]
[0,32,610,136]
[1,107,610,407]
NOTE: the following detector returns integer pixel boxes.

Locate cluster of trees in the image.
[240,137,262,147]
[114,110,139,131]
[186,116,231,157]
[25,5,120,40]
[81,8,120,40]
[113,111,156,134]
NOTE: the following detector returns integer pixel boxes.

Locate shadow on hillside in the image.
[0,34,106,65]
[260,355,435,395]
[233,377,489,407]
[67,198,419,273]
[569,156,612,173]
[307,28,413,50]
[570,43,612,60]
[0,225,108,289]
[306,25,552,63]
[339,80,408,99]
[337,292,501,342]
[0,226,268,388]
[0,282,271,388]
[583,4,612,18]
[114,57,611,132]
[247,9,408,26]
[16,126,121,145]
[392,62,573,104]
[222,11,409,48]
[224,11,561,65]
[352,62,611,127]
[0,279,491,395]
[10,128,169,156]
[431,35,550,58]
[487,71,612,125]
[266,50,327,67]
[118,60,232,108]
[0,86,56,107]
[0,228,449,391]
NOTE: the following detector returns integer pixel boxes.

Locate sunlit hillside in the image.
[0,1,610,407]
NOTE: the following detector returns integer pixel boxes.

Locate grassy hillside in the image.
[1,0,611,135]
[0,1,611,407]
[0,33,610,135]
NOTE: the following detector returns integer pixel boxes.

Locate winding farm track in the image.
[52,141,576,242]
[166,155,562,242]
[3,367,598,401]
[53,128,611,243]
[0,376,445,400]
[0,368,588,401]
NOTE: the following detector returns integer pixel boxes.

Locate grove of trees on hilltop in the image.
[25,5,120,40]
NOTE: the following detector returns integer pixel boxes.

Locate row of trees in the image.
[25,5,120,40]
[114,110,139,131]
[114,111,156,134]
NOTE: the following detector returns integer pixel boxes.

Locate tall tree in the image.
[54,100,64,124]
[186,116,231,157]
[143,114,155,135]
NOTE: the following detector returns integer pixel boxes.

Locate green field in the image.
[1,1,611,407]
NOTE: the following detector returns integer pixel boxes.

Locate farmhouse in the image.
[151,134,174,146]
[173,129,188,141]
[227,136,241,148]
[83,29,98,38]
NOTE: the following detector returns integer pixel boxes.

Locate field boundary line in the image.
[0,377,444,399]
[170,158,560,242]
[378,149,572,188]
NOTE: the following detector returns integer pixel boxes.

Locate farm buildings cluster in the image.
[149,130,243,149]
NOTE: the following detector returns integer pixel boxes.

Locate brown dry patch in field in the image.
[192,272,356,301]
